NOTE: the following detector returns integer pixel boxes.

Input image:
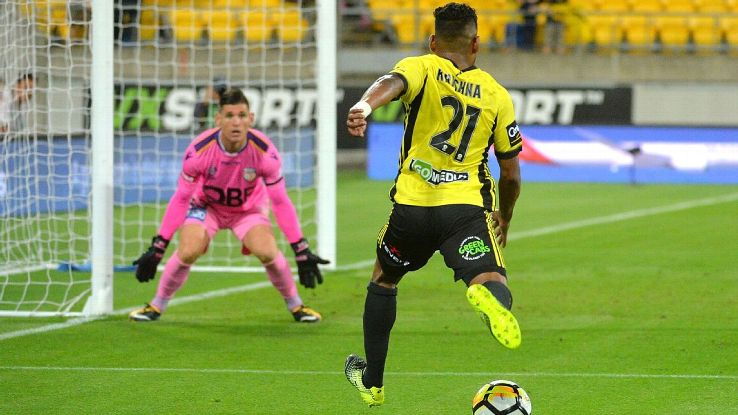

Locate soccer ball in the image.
[472,379,532,415]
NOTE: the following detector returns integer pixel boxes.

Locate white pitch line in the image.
[0,365,736,380]
[0,280,275,341]
[2,191,737,342]
[509,191,738,242]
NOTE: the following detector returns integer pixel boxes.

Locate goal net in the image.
[0,0,335,317]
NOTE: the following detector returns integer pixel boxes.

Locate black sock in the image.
[482,280,513,310]
[362,282,397,388]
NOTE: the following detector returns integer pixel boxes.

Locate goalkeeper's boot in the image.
[344,354,384,407]
[128,303,161,322]
[466,284,521,349]
[291,305,322,323]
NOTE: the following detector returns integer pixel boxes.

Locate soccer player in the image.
[343,3,523,407]
[129,88,328,323]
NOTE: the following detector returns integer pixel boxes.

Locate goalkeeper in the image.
[130,88,328,323]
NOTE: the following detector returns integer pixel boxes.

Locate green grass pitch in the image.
[1,171,737,414]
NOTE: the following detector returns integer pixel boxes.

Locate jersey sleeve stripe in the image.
[389,72,409,98]
[264,176,284,186]
[247,130,269,153]
[495,147,523,160]
[193,130,219,154]
[390,75,428,203]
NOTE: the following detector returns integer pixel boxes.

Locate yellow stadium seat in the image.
[596,0,630,13]
[274,9,308,42]
[631,0,663,13]
[240,10,274,43]
[567,0,598,12]
[690,16,721,49]
[249,0,283,8]
[170,8,204,42]
[478,12,515,45]
[368,0,412,22]
[695,0,728,13]
[656,15,690,49]
[211,0,249,7]
[587,14,623,48]
[621,14,657,49]
[721,16,738,47]
[664,0,696,12]
[138,9,159,41]
[35,4,70,39]
[390,13,433,44]
[203,10,238,42]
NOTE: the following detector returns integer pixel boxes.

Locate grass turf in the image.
[1,171,737,414]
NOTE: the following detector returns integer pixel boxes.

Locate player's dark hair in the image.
[434,2,477,42]
[219,88,250,108]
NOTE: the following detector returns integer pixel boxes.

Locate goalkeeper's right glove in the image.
[133,235,169,282]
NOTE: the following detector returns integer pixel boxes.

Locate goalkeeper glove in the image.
[133,235,169,283]
[290,238,330,289]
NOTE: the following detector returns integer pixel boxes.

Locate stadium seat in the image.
[240,10,274,43]
[138,9,159,42]
[721,16,738,47]
[368,0,412,23]
[621,14,657,50]
[203,10,238,42]
[274,9,308,43]
[664,0,696,12]
[656,15,690,50]
[567,0,598,12]
[35,3,69,40]
[478,12,515,45]
[170,8,204,43]
[211,0,249,7]
[695,0,728,13]
[249,0,284,9]
[631,0,663,13]
[596,0,630,13]
[390,12,434,44]
[689,15,721,50]
[587,14,623,49]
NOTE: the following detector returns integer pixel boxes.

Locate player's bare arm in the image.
[495,156,521,248]
[347,74,405,137]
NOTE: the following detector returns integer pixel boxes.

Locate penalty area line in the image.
[0,365,736,381]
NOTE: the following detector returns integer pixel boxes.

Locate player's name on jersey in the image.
[436,69,481,99]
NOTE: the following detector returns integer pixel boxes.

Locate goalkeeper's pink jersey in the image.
[157,127,303,243]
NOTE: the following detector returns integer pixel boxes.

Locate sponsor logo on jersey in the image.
[186,206,207,221]
[243,168,257,182]
[459,236,490,260]
[410,159,469,186]
[506,121,522,147]
[382,242,409,266]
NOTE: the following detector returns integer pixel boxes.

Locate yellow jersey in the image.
[387,54,522,210]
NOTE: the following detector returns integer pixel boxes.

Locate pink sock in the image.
[264,251,301,310]
[151,251,191,313]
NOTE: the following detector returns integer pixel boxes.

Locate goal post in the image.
[0,0,336,317]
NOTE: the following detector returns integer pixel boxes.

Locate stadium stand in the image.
[25,0,738,53]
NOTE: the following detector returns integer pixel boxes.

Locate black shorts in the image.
[376,204,507,283]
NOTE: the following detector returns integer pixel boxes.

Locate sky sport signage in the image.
[113,85,631,132]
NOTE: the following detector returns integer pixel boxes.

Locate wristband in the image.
[350,100,372,118]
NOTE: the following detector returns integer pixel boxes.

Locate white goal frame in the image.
[0,0,336,317]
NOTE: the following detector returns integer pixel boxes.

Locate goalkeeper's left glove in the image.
[290,238,330,289]
[133,235,169,282]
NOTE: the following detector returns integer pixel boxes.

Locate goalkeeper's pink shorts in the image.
[183,203,271,254]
